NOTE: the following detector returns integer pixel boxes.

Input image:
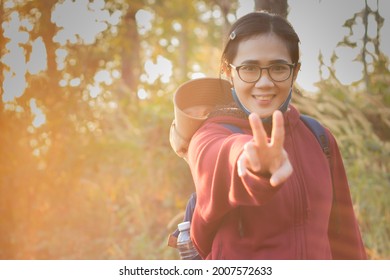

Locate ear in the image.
[292,62,301,82]
[221,64,232,79]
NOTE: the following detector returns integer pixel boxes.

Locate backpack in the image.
[167,114,332,249]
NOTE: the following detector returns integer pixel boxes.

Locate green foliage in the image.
[293,2,390,259]
[294,53,390,260]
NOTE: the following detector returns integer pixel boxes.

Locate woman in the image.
[177,11,366,259]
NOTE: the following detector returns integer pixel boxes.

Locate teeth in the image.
[254,95,273,101]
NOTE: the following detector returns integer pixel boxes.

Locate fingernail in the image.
[238,167,242,177]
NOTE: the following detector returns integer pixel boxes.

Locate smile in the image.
[252,95,275,101]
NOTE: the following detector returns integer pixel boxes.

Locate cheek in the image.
[233,80,253,100]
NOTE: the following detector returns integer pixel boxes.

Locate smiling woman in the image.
[169,11,367,260]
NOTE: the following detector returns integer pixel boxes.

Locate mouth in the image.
[252,94,276,105]
[252,94,275,101]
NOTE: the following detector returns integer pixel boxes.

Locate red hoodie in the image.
[187,105,366,260]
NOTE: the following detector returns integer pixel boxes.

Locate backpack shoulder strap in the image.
[219,123,243,134]
[169,193,197,243]
[300,114,330,158]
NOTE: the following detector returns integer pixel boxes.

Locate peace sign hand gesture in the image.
[237,111,293,187]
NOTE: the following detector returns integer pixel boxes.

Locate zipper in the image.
[286,114,308,259]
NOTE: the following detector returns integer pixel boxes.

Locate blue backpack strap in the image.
[184,192,197,223]
[300,114,330,158]
[220,123,243,134]
[171,192,197,238]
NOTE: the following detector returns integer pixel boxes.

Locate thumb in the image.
[269,157,293,187]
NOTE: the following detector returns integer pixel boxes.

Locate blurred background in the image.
[0,0,389,259]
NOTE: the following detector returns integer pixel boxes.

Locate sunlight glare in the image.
[135,9,154,35]
[4,0,15,9]
[59,79,67,87]
[69,78,81,87]
[52,0,112,45]
[170,37,179,47]
[109,10,122,26]
[143,55,172,84]
[111,69,121,79]
[88,84,102,98]
[137,88,148,100]
[159,38,168,47]
[2,71,27,102]
[172,22,182,32]
[94,69,113,85]
[237,0,254,18]
[3,11,29,43]
[191,72,206,79]
[55,48,68,70]
[27,37,47,74]
[30,98,46,128]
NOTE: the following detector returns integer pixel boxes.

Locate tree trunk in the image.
[362,0,370,89]
[215,0,233,39]
[0,0,5,105]
[254,0,288,18]
[121,9,141,103]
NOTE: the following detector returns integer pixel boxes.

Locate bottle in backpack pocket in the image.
[176,221,201,260]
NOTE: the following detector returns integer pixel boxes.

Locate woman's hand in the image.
[237,110,293,187]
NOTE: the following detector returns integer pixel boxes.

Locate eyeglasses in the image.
[229,63,295,83]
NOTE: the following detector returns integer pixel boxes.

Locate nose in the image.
[255,70,274,88]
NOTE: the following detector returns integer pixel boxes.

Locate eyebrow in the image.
[240,59,290,65]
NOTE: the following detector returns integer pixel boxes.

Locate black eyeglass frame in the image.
[229,63,296,83]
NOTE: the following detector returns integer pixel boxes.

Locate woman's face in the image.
[229,33,300,118]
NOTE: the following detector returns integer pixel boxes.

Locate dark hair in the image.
[221,11,300,72]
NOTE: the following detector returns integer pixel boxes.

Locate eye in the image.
[270,64,289,72]
[240,65,258,72]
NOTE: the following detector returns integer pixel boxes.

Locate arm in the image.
[188,112,292,221]
[187,112,292,257]
[187,121,279,258]
[188,121,279,221]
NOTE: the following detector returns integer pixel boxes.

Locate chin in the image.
[252,108,275,119]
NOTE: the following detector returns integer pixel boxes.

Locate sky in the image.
[238,0,390,92]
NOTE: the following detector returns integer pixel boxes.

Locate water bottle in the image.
[177,221,201,260]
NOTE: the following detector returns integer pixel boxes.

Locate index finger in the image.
[249,113,268,148]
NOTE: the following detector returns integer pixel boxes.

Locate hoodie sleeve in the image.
[187,121,283,257]
[326,131,367,259]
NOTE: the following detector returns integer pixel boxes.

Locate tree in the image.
[0,0,242,259]
[303,0,390,259]
[338,0,386,92]
[254,0,288,18]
